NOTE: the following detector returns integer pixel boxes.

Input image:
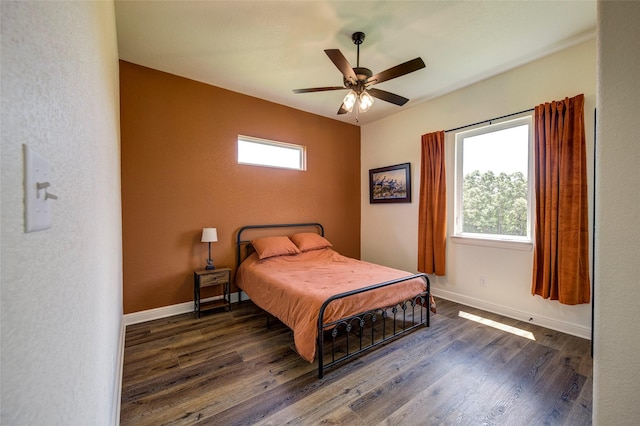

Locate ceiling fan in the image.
[293,31,426,115]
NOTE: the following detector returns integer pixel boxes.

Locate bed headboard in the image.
[235,222,324,268]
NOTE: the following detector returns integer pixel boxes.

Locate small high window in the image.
[237,136,306,171]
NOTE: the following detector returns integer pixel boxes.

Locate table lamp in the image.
[201,227,218,270]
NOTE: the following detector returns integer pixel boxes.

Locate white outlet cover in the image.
[24,145,53,232]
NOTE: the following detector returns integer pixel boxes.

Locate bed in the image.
[235,223,433,378]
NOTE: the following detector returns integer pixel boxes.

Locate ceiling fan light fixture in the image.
[293,31,426,118]
[358,91,374,112]
[343,90,357,112]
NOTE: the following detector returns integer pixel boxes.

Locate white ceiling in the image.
[115,1,596,126]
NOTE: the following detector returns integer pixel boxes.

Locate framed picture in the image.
[369,162,411,204]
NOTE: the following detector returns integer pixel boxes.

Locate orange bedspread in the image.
[235,248,428,362]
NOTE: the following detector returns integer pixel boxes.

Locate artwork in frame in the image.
[369,162,411,204]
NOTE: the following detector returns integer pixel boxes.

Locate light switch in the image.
[24,145,56,233]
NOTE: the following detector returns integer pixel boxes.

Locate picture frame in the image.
[369,162,411,204]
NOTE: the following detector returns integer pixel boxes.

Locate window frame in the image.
[237,135,307,171]
[453,115,534,246]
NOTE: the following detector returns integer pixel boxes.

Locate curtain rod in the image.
[444,107,534,133]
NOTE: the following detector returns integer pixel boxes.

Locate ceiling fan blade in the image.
[367,57,426,86]
[367,88,410,106]
[337,103,350,115]
[293,86,346,94]
[324,49,357,83]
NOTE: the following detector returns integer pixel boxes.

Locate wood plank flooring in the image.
[120,298,592,425]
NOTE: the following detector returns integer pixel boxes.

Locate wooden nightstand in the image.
[193,267,231,318]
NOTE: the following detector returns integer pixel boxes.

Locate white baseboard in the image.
[123,289,590,341]
[123,292,243,326]
[432,288,591,340]
[113,318,125,426]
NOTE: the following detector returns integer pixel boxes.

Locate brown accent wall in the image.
[120,61,361,314]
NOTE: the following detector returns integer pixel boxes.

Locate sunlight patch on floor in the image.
[458,311,536,340]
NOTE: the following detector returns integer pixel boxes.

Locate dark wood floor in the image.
[120,298,592,425]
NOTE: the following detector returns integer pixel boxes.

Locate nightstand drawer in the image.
[200,272,228,287]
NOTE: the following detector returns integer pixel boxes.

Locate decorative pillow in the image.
[290,232,333,252]
[251,236,301,260]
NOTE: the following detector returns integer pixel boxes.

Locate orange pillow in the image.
[251,236,301,259]
[290,233,333,252]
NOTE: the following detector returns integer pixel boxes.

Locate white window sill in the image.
[451,235,533,251]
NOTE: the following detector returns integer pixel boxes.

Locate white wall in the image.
[361,39,596,338]
[1,2,122,424]
[593,1,640,423]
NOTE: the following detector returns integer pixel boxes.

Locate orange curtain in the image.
[532,94,590,304]
[418,131,447,276]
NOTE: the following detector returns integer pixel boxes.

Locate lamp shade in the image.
[201,228,218,243]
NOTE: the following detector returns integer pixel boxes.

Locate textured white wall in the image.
[361,39,596,338]
[594,1,640,423]
[1,2,122,424]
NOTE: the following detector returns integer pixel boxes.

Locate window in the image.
[454,116,533,243]
[237,135,306,170]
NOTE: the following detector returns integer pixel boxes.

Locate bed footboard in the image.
[317,273,430,379]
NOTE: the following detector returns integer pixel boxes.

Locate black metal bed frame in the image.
[235,223,431,379]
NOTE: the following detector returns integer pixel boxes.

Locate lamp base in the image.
[205,258,215,270]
